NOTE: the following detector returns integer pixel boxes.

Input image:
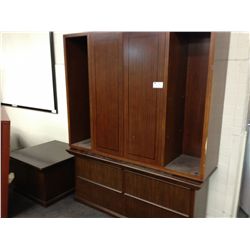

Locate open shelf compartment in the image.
[64,34,91,151]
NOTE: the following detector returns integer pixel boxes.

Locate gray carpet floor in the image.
[9,191,111,218]
[237,207,249,218]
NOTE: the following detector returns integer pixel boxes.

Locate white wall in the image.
[2,33,69,150]
[206,32,250,217]
[2,32,250,217]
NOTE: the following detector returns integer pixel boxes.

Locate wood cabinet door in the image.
[124,33,167,165]
[89,33,123,156]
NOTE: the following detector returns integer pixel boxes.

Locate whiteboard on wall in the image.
[0,32,57,113]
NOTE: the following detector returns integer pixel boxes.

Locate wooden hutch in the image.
[63,32,225,217]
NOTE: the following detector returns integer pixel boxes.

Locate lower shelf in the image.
[72,139,91,150]
[166,154,200,176]
[74,154,209,218]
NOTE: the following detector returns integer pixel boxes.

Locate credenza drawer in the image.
[124,171,192,215]
[125,196,187,218]
[76,177,124,215]
[76,157,122,191]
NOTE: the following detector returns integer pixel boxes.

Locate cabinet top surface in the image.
[63,32,213,38]
[10,140,73,170]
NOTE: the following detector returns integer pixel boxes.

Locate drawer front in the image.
[76,177,124,215]
[124,171,192,215]
[125,196,187,218]
[76,157,122,191]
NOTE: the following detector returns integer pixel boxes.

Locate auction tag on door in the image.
[153,82,163,88]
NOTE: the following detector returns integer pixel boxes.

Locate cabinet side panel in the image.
[1,121,10,218]
[183,33,211,157]
[64,36,90,144]
[193,181,209,217]
[124,33,162,162]
[165,33,188,164]
[89,33,123,155]
[44,159,75,201]
[204,33,230,178]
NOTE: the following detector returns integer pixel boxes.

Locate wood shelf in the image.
[72,139,91,150]
[166,154,200,176]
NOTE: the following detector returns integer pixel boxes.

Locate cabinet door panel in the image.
[89,33,123,155]
[124,33,166,163]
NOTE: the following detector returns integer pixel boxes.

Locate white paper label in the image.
[153,82,163,88]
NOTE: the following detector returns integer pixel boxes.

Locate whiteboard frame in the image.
[0,32,58,114]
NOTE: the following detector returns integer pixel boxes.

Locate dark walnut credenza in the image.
[63,32,227,217]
